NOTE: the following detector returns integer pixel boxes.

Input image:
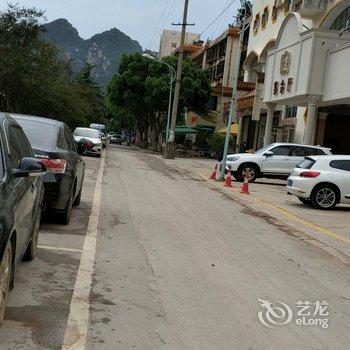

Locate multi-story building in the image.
[188,27,255,132]
[159,29,200,58]
[263,1,350,154]
[238,0,329,151]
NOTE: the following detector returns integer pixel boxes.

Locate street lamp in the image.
[142,53,176,143]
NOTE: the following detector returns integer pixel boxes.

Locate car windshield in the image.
[15,118,57,150]
[254,145,271,155]
[74,128,100,138]
[296,158,316,169]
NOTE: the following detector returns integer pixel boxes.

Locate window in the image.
[253,13,260,33]
[305,147,326,156]
[15,118,58,151]
[297,158,316,169]
[330,160,350,171]
[291,146,325,157]
[285,106,297,118]
[8,126,33,169]
[293,0,302,11]
[57,128,68,149]
[272,4,278,22]
[171,42,177,48]
[284,0,291,13]
[330,6,350,30]
[271,145,291,156]
[291,146,307,157]
[74,128,100,139]
[64,126,77,152]
[209,96,218,111]
[262,7,269,29]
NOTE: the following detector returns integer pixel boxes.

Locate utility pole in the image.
[218,0,250,180]
[164,0,194,159]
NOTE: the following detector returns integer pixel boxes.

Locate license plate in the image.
[288,179,293,187]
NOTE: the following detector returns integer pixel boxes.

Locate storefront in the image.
[263,12,350,151]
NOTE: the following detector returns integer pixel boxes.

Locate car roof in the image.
[75,127,100,131]
[270,142,330,150]
[9,113,64,127]
[308,155,350,161]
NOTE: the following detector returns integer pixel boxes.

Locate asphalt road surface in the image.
[1,146,349,350]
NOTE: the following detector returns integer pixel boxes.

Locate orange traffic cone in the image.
[240,173,250,194]
[224,167,233,188]
[210,163,218,180]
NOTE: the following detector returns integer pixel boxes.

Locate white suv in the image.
[225,143,332,182]
[287,155,350,209]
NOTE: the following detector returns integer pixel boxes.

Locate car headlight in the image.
[227,156,240,162]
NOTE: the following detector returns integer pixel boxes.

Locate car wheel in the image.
[298,197,311,205]
[237,164,259,183]
[0,240,12,324]
[62,195,73,225]
[23,211,40,261]
[311,185,338,210]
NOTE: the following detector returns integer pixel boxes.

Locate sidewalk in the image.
[162,156,350,263]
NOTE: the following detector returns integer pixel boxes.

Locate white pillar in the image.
[304,96,320,145]
[264,103,277,146]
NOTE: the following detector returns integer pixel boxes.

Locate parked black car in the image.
[12,114,86,225]
[0,113,46,324]
[110,133,123,145]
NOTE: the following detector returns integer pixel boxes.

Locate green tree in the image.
[106,53,211,149]
[0,4,104,129]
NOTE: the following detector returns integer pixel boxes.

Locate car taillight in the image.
[300,171,321,178]
[41,159,67,174]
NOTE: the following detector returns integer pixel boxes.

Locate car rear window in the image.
[15,119,57,150]
[330,160,350,171]
[296,158,316,169]
[74,128,100,138]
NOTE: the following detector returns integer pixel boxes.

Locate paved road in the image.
[1,146,350,349]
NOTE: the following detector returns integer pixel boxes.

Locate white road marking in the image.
[38,245,83,253]
[62,152,106,350]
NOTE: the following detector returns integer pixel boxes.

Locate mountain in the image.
[42,19,143,87]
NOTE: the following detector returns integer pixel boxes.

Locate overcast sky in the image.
[1,0,239,50]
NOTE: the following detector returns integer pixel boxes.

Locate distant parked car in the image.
[109,133,123,145]
[0,113,46,324]
[224,143,332,182]
[13,115,86,224]
[74,127,102,158]
[90,123,105,133]
[287,155,350,209]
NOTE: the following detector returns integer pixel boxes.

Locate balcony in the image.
[295,0,331,18]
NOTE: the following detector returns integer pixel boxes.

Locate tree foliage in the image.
[106,53,211,148]
[0,4,104,129]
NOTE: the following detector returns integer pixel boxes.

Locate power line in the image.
[146,0,172,49]
[148,0,177,50]
[158,0,177,36]
[199,0,238,38]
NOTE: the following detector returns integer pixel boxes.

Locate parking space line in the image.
[198,171,350,245]
[62,152,106,350]
[38,245,83,253]
[250,195,350,245]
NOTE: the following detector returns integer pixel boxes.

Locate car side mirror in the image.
[13,157,47,178]
[264,151,274,157]
[75,139,89,156]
